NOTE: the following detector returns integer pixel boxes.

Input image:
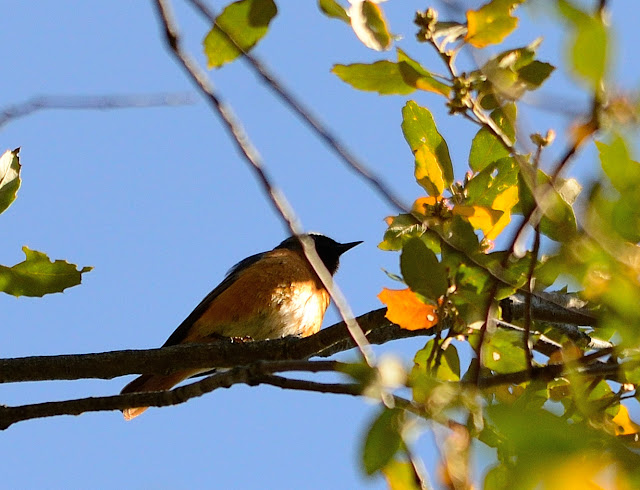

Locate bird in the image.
[120,233,362,420]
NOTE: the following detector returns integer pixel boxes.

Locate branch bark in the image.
[0,308,431,384]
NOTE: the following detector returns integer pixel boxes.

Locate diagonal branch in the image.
[152,0,373,364]
[186,0,409,213]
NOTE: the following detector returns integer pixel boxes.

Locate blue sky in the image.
[1,1,639,488]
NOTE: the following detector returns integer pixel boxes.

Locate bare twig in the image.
[152,0,373,365]
[0,93,195,129]
[186,0,409,213]
[0,360,358,430]
[476,352,628,389]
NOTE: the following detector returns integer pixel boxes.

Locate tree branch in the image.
[0,93,195,129]
[0,308,432,384]
[0,360,358,430]
[151,0,374,364]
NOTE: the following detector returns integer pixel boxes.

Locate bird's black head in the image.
[276,234,362,275]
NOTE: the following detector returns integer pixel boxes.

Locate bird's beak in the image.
[337,240,363,255]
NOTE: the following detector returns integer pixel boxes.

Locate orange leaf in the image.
[378,288,438,331]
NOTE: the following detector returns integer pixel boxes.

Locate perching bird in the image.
[120,233,361,420]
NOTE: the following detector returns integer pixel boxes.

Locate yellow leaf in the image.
[612,405,640,436]
[382,459,421,490]
[543,453,631,490]
[378,288,438,331]
[415,145,446,196]
[465,0,524,48]
[453,204,503,234]
[486,184,518,240]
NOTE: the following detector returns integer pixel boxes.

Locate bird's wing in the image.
[162,251,266,347]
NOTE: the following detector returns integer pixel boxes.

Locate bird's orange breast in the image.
[181,249,330,343]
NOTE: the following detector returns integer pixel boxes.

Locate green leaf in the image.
[400,237,448,300]
[518,61,555,89]
[441,215,481,255]
[379,214,424,251]
[465,0,525,48]
[401,101,453,195]
[396,48,451,96]
[362,408,404,475]
[479,41,555,99]
[318,0,349,23]
[332,61,415,95]
[203,0,277,69]
[482,328,527,374]
[0,148,21,215]
[558,0,608,86]
[596,137,640,193]
[333,50,451,97]
[413,339,460,381]
[0,247,92,297]
[468,104,516,171]
[518,166,580,241]
[466,157,518,207]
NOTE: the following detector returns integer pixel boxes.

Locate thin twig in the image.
[0,360,357,430]
[152,0,374,364]
[186,0,409,213]
[0,93,195,129]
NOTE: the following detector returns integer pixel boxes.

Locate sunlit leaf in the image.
[596,137,640,193]
[378,288,438,331]
[349,0,392,51]
[401,101,453,195]
[332,61,415,95]
[465,0,525,48]
[452,205,503,237]
[468,104,516,171]
[362,408,405,475]
[382,459,421,490]
[397,48,451,96]
[486,185,518,240]
[467,157,518,206]
[518,166,580,241]
[478,40,555,101]
[379,214,425,251]
[400,237,448,300]
[203,0,277,69]
[0,148,21,215]
[558,0,608,86]
[318,0,349,23]
[482,328,527,374]
[0,247,92,297]
[413,339,460,381]
[612,405,640,436]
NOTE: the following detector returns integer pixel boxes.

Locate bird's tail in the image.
[120,370,195,420]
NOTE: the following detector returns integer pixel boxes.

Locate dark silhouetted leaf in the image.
[400,237,448,299]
